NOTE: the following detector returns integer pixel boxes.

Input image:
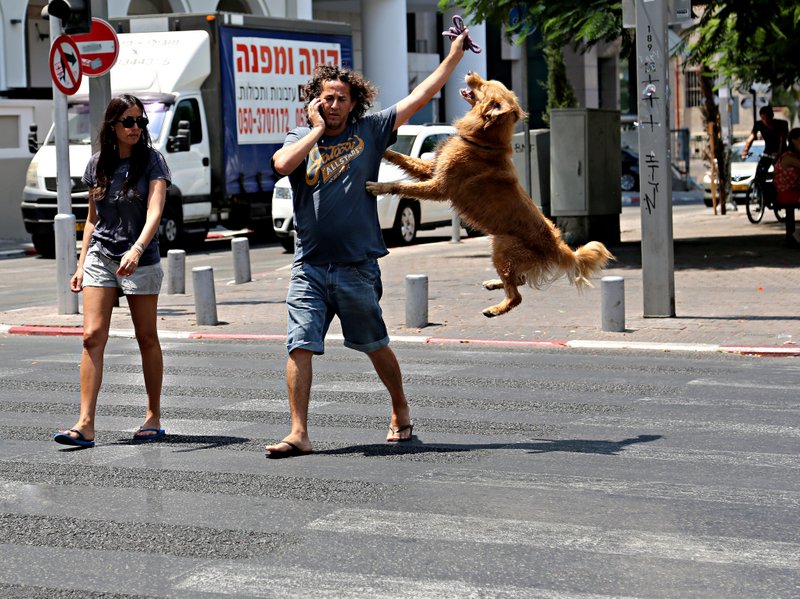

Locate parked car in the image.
[272,123,464,251]
[703,140,767,207]
[621,147,640,191]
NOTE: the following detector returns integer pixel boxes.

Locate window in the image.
[170,99,202,145]
[685,68,703,108]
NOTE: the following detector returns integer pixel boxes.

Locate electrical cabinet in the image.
[550,108,621,244]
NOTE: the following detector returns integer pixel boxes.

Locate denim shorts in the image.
[82,245,163,295]
[286,258,389,355]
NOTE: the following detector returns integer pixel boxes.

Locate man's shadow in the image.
[316,434,663,457]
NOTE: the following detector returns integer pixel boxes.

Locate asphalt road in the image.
[1,334,798,598]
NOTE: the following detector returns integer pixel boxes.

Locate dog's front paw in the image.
[366,181,386,195]
[482,279,503,291]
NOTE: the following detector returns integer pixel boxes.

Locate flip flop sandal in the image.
[265,440,313,459]
[387,422,414,442]
[53,428,95,448]
[132,427,166,442]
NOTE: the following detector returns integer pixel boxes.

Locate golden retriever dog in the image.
[366,71,614,318]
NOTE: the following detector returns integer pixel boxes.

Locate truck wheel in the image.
[159,210,182,255]
[32,233,56,259]
[389,200,418,246]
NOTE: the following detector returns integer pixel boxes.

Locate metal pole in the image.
[90,0,111,154]
[635,0,675,317]
[51,15,78,315]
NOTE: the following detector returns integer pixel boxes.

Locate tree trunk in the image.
[699,66,728,214]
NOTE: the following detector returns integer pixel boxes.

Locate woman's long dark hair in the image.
[94,94,152,199]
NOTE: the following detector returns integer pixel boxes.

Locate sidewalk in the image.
[1,201,799,355]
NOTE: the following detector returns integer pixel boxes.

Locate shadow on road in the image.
[318,434,663,458]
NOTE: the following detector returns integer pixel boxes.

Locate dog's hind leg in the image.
[483,274,525,290]
[482,276,522,317]
[482,237,523,317]
[382,150,436,180]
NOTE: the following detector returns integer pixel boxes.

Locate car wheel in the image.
[31,233,56,259]
[279,235,295,253]
[389,200,418,246]
[621,172,638,192]
[465,223,485,237]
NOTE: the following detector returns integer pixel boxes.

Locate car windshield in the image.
[44,100,170,146]
[386,134,415,156]
[732,144,763,163]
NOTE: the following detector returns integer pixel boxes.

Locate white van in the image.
[272,123,466,252]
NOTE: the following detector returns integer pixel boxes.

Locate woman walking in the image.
[53,94,171,448]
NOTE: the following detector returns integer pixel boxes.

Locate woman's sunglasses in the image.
[116,116,149,129]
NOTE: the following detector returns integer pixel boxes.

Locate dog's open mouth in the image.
[460,87,476,105]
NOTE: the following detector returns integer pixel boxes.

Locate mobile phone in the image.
[317,104,327,126]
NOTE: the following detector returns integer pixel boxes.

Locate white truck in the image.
[22,12,352,258]
[272,123,480,252]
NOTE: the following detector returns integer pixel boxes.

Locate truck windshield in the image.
[44,100,170,145]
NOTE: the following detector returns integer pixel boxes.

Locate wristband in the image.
[133,241,146,253]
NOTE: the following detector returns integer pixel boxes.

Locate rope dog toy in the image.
[442,15,482,54]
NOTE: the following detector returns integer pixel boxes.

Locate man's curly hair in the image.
[301,64,377,126]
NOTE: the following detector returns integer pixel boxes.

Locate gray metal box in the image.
[550,108,621,217]
[511,129,550,217]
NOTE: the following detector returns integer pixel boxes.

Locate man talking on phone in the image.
[266,29,469,458]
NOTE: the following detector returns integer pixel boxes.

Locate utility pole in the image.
[635,0,675,317]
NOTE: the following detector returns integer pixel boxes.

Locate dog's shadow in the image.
[316,434,663,457]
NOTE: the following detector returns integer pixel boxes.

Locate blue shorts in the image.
[286,259,389,355]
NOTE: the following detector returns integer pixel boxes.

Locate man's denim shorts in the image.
[82,245,163,295]
[286,258,389,355]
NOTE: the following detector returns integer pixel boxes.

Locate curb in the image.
[3,324,799,357]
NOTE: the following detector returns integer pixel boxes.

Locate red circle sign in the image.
[70,18,119,77]
[49,34,83,95]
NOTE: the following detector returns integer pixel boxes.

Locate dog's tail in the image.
[565,241,615,290]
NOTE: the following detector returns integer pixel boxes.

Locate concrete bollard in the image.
[405,274,428,328]
[231,237,251,284]
[192,266,218,326]
[167,249,186,294]
[601,275,625,332]
[450,210,462,243]
[54,214,78,315]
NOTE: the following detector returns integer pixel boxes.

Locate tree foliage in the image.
[438,0,800,88]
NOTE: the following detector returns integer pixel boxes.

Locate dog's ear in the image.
[482,99,517,129]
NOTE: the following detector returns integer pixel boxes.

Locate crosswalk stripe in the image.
[307,508,800,569]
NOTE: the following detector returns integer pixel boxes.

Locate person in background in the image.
[264,30,469,458]
[53,94,171,448]
[773,127,800,248]
[741,105,789,159]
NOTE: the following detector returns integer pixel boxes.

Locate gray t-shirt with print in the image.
[283,106,397,265]
[82,148,171,266]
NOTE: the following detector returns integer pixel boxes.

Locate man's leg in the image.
[265,348,314,454]
[367,345,413,441]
